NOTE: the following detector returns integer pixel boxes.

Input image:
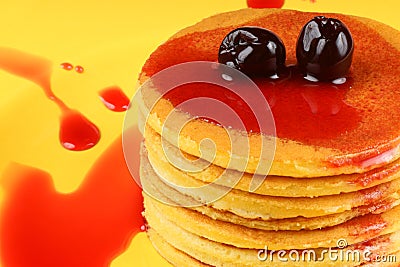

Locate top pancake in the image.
[138,8,400,177]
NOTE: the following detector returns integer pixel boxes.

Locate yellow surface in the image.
[0,0,399,266]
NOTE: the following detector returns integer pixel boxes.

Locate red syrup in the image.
[75,65,84,73]
[347,213,388,238]
[164,67,360,141]
[0,47,100,151]
[349,162,400,187]
[358,199,394,215]
[60,62,73,71]
[142,13,400,163]
[99,86,130,112]
[246,0,315,7]
[59,110,101,151]
[359,182,390,207]
[352,235,391,262]
[247,0,285,8]
[0,131,145,267]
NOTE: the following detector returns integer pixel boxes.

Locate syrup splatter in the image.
[0,131,145,267]
[99,86,130,112]
[0,47,100,151]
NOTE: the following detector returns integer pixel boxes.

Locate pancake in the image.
[142,144,400,219]
[145,210,400,266]
[137,9,400,177]
[141,151,400,233]
[144,194,400,250]
[145,125,400,197]
[362,251,400,267]
[147,229,208,267]
[142,134,400,263]
[147,229,400,267]
[136,7,400,267]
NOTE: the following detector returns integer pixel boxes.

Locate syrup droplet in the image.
[0,131,145,267]
[60,62,73,71]
[75,65,84,73]
[0,47,100,151]
[59,110,101,151]
[99,86,130,112]
[247,0,285,8]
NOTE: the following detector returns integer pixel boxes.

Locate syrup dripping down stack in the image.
[137,8,400,266]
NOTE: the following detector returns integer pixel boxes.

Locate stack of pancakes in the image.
[136,8,400,266]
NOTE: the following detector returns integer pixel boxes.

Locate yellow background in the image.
[0,0,399,266]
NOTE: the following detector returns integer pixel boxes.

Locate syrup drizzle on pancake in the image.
[162,68,360,140]
[142,12,400,158]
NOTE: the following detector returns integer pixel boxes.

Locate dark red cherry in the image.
[218,27,286,77]
[296,16,354,81]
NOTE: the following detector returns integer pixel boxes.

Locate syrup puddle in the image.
[0,47,144,266]
[0,133,144,267]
